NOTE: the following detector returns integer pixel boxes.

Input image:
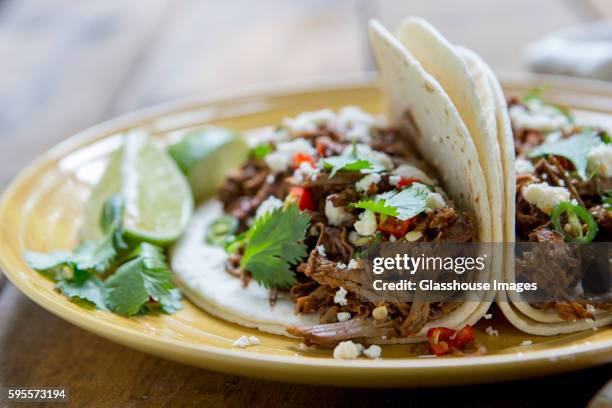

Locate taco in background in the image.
[495,89,612,335]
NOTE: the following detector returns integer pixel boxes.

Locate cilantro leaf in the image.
[25,195,181,317]
[241,204,310,288]
[56,277,108,311]
[71,236,117,274]
[105,243,181,316]
[250,143,273,160]
[24,250,73,279]
[351,185,429,221]
[351,198,399,218]
[528,131,602,179]
[523,87,573,122]
[321,156,372,177]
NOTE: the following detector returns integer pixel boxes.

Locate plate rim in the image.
[1,73,611,383]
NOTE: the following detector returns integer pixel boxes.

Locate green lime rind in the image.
[167,127,248,202]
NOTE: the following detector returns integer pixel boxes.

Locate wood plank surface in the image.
[1,283,609,407]
[0,1,610,407]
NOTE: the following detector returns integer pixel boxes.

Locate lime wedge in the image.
[167,127,248,202]
[81,130,193,245]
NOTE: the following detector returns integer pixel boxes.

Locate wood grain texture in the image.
[109,0,365,114]
[0,0,172,188]
[0,283,609,407]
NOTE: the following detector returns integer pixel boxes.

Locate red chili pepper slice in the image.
[377,216,416,238]
[451,325,475,348]
[290,187,315,211]
[427,326,474,356]
[397,177,420,188]
[293,152,316,169]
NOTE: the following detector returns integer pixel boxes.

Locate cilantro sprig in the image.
[24,195,182,316]
[240,204,310,289]
[528,131,603,179]
[351,185,429,220]
[321,155,372,177]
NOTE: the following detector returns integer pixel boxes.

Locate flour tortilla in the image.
[369,20,495,332]
[396,17,503,245]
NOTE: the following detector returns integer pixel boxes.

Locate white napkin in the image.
[526,19,612,81]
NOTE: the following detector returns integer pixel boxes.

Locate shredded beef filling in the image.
[511,99,612,319]
[216,124,476,346]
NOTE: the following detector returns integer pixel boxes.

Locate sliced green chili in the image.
[206,215,239,246]
[551,202,598,243]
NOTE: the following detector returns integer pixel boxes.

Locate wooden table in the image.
[1,1,610,406]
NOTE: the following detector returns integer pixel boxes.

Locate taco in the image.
[171,20,496,349]
[493,88,612,335]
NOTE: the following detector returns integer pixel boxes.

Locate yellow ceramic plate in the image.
[1,74,611,387]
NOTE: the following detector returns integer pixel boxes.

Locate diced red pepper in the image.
[398,177,420,188]
[377,216,417,238]
[315,142,327,157]
[427,325,475,356]
[290,187,315,211]
[293,152,316,169]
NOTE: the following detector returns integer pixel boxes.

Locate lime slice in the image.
[81,130,193,245]
[167,127,248,202]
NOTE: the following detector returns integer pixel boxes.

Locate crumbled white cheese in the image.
[404,230,422,242]
[232,335,260,348]
[337,312,352,322]
[335,106,386,143]
[255,196,283,219]
[293,169,304,183]
[485,326,499,336]
[264,138,316,172]
[372,305,388,320]
[587,144,612,177]
[355,173,381,193]
[515,158,535,175]
[266,174,275,184]
[316,244,326,257]
[509,101,571,133]
[248,336,260,345]
[334,287,348,306]
[389,175,402,186]
[333,340,364,359]
[336,262,347,270]
[520,340,533,347]
[426,192,446,212]
[354,210,377,236]
[389,235,397,242]
[342,143,393,170]
[325,197,352,226]
[283,109,336,134]
[391,164,436,185]
[522,182,570,214]
[586,304,596,313]
[347,259,359,270]
[363,345,382,359]
[348,231,361,245]
[483,313,493,320]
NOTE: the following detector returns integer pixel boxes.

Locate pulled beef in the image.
[288,318,397,347]
[216,123,481,345]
